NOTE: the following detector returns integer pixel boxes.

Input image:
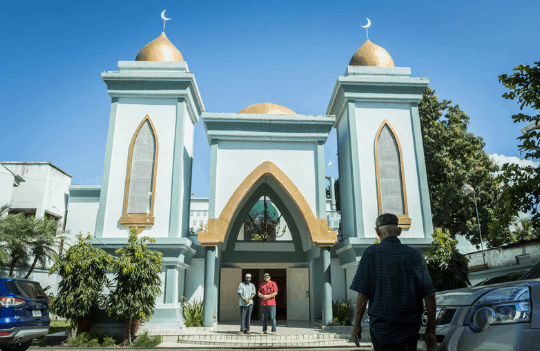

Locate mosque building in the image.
[66,27,433,328]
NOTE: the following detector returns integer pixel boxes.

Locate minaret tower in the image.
[327,29,433,293]
[94,20,204,326]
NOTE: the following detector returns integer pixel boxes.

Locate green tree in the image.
[0,213,31,275]
[0,205,12,265]
[418,87,511,247]
[513,217,539,241]
[49,233,113,336]
[497,61,540,229]
[107,227,163,344]
[424,228,470,292]
[25,216,63,278]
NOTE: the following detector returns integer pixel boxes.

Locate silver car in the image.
[418,263,540,350]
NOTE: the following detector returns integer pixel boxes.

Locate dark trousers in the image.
[370,332,419,351]
[240,305,253,332]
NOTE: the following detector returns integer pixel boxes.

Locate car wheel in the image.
[0,340,33,351]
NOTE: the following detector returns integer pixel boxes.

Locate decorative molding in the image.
[198,161,337,247]
[374,120,411,228]
[326,67,429,126]
[119,115,159,232]
[201,113,335,143]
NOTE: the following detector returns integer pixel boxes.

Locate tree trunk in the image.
[64,322,78,345]
[9,258,17,276]
[76,318,93,334]
[122,318,131,346]
[24,256,39,279]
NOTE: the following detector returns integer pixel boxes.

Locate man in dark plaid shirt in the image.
[350,213,437,351]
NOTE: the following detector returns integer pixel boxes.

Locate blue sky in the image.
[1,0,539,197]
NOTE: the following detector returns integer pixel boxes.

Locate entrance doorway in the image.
[242,269,286,320]
[219,266,309,322]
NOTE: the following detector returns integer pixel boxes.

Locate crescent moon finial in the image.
[161,10,171,33]
[361,18,371,40]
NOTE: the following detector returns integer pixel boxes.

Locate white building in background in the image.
[0,162,71,222]
[0,162,72,290]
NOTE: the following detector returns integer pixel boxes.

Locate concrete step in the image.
[168,332,353,347]
[178,333,349,341]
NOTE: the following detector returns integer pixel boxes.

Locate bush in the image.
[49,233,113,324]
[424,227,470,291]
[133,331,162,348]
[68,332,122,347]
[332,298,353,326]
[102,335,117,347]
[107,227,163,344]
[181,296,203,327]
[69,332,100,347]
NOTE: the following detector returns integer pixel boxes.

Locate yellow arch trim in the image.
[119,115,159,233]
[374,120,411,228]
[198,161,337,247]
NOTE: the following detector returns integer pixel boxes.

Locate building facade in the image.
[65,32,434,328]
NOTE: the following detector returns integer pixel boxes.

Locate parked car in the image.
[474,270,529,286]
[0,278,50,351]
[419,262,540,350]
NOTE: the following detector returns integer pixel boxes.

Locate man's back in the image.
[350,213,437,350]
[351,236,434,342]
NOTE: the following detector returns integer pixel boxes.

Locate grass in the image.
[48,320,70,334]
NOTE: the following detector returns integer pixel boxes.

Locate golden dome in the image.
[349,39,394,67]
[135,32,184,62]
[238,102,295,114]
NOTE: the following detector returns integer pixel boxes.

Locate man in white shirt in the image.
[237,273,256,335]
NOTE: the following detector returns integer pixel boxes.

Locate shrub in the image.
[69,332,100,347]
[332,298,353,326]
[107,227,163,344]
[102,335,117,347]
[49,233,113,327]
[133,331,162,348]
[424,227,470,291]
[181,296,203,327]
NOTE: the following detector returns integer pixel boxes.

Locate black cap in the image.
[376,213,399,227]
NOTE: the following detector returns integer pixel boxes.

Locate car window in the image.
[4,281,47,299]
[520,262,540,280]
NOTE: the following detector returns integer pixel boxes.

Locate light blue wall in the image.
[65,185,101,245]
[336,111,355,240]
[168,99,187,238]
[410,104,434,237]
[94,98,118,238]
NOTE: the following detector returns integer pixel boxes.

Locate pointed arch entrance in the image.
[198,161,336,247]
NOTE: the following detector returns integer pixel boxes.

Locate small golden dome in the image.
[135,32,184,62]
[349,39,394,67]
[238,102,295,114]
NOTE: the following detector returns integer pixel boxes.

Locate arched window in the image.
[119,115,159,230]
[374,121,411,228]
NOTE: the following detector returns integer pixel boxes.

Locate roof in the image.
[0,162,72,178]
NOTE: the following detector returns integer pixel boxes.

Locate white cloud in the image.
[490,153,539,168]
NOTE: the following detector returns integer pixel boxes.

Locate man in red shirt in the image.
[258,272,278,335]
